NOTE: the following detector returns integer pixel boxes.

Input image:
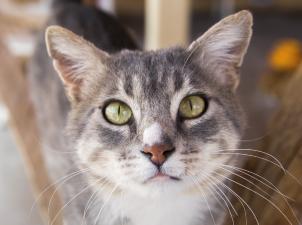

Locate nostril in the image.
[141,150,153,159]
[163,147,175,159]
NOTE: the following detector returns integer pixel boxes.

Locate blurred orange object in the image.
[269,39,302,73]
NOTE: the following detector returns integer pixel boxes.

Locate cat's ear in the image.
[187,10,253,91]
[45,25,109,102]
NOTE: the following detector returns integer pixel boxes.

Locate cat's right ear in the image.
[45,26,109,103]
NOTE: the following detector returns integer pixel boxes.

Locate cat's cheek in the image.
[220,126,241,150]
[75,138,117,175]
[162,156,186,178]
[76,138,102,164]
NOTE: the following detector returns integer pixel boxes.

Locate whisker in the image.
[94,184,120,225]
[210,152,284,171]
[81,179,110,225]
[203,175,234,220]
[209,175,252,225]
[215,163,300,224]
[202,175,237,225]
[29,168,90,218]
[120,189,126,225]
[212,163,299,223]
[81,188,100,225]
[49,178,102,225]
[218,164,291,200]
[215,148,285,171]
[214,165,273,198]
[47,169,92,217]
[187,171,217,225]
[213,171,294,225]
[206,176,238,216]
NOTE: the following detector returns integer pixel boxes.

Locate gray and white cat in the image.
[29,1,253,225]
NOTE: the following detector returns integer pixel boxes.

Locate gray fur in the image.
[29,2,252,224]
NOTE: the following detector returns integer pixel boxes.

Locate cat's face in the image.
[70,49,244,196]
[46,11,252,197]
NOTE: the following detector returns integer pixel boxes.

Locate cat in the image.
[29,1,253,225]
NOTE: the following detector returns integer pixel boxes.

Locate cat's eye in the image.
[179,95,207,119]
[104,101,132,125]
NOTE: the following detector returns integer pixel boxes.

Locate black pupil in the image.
[189,99,193,111]
[118,104,121,115]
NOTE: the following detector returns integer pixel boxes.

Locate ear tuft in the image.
[187,10,253,90]
[45,25,108,102]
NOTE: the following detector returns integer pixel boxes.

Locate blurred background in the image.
[0,0,302,225]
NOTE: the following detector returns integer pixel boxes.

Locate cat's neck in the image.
[106,190,211,225]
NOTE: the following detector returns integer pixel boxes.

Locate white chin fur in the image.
[109,184,206,225]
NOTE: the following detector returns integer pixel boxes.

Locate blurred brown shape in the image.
[0,0,47,36]
[0,41,63,225]
[261,39,302,98]
[224,64,302,225]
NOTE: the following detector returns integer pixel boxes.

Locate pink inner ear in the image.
[53,58,83,102]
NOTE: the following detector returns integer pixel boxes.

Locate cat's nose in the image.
[142,144,175,166]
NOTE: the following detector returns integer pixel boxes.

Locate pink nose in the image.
[142,144,175,166]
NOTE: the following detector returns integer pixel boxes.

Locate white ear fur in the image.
[187,10,253,90]
[45,25,109,102]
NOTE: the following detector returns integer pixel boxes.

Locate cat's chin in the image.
[130,175,185,197]
[144,171,181,184]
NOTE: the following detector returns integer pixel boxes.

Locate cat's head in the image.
[45,11,252,197]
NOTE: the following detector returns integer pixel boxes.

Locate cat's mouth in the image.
[145,171,180,183]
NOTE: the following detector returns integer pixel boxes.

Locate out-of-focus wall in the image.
[115,0,302,15]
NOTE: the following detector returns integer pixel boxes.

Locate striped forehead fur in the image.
[66,46,245,150]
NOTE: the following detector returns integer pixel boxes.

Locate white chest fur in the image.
[108,191,207,225]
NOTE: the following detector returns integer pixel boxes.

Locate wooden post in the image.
[0,41,63,225]
[145,0,191,50]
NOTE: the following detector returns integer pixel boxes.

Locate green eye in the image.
[179,95,206,119]
[104,101,132,125]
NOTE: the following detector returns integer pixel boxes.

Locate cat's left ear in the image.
[187,10,253,91]
[45,26,109,103]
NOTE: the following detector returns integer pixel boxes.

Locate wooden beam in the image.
[0,0,47,33]
[0,41,63,225]
[145,0,191,50]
